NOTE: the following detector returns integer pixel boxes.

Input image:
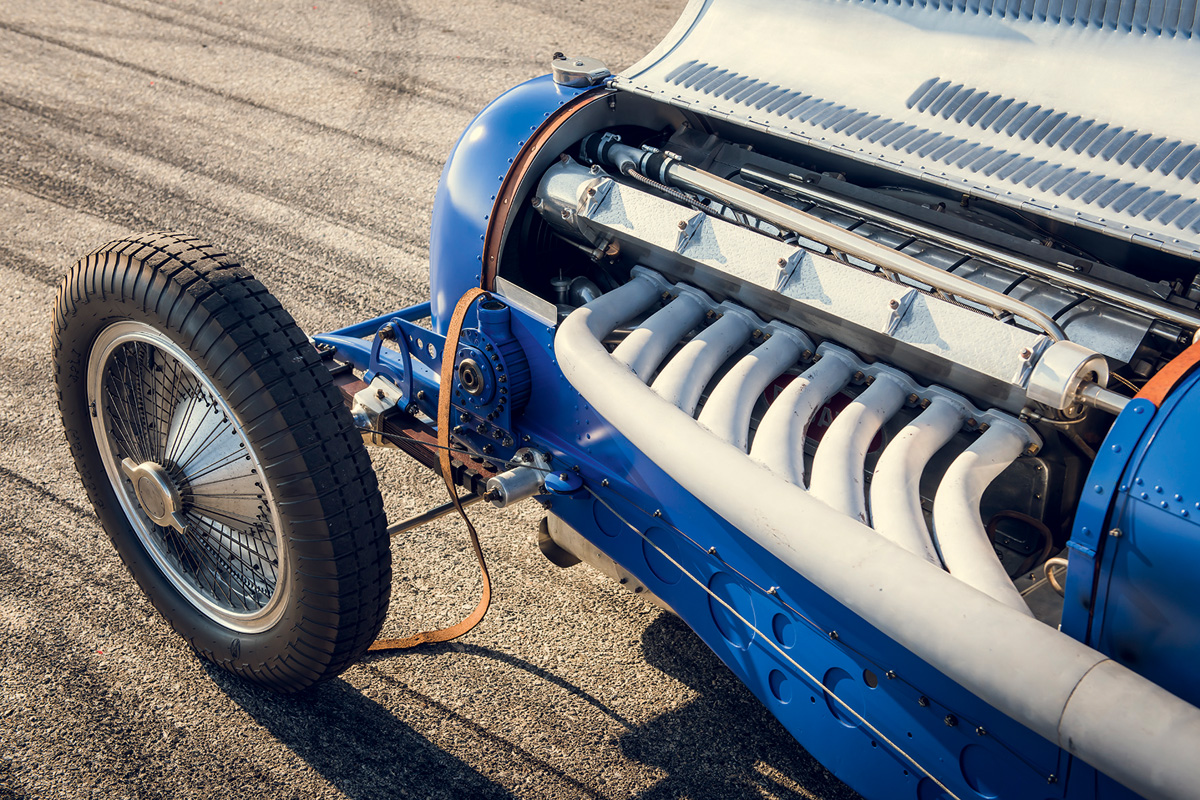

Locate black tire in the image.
[54,232,391,693]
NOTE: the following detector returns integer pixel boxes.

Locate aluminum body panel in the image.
[615,0,1200,259]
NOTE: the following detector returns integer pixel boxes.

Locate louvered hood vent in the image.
[614,0,1200,259]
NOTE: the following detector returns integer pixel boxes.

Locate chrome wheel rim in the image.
[87,322,289,633]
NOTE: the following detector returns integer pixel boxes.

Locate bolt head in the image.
[677,220,688,230]
[888,298,900,310]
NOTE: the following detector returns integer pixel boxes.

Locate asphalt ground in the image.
[0,2,862,798]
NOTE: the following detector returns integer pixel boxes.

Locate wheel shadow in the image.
[618,613,863,800]
[206,665,517,800]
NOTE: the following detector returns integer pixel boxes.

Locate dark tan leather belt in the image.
[369,288,491,651]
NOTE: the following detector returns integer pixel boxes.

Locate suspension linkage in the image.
[387,492,494,537]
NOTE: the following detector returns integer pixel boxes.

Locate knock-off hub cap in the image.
[121,458,187,532]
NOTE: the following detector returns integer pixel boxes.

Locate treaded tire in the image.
[54,232,391,693]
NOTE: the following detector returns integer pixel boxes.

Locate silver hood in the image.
[614,0,1200,259]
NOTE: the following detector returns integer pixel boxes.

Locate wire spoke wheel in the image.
[90,323,287,632]
[55,233,390,692]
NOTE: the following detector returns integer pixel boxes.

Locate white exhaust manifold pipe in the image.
[808,369,909,524]
[749,349,855,487]
[554,269,1200,800]
[869,394,968,566]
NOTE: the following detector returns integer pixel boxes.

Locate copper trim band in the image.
[1136,340,1200,408]
[481,88,610,290]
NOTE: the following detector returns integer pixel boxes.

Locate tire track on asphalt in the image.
[0,20,443,171]
[0,92,431,260]
[91,0,485,115]
[0,244,57,288]
[139,0,551,71]
[0,138,422,325]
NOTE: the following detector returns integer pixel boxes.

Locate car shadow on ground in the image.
[620,613,862,800]
[210,612,860,800]
[207,665,518,800]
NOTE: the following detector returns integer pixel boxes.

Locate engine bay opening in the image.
[490,93,1200,626]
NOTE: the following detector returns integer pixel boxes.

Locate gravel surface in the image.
[0,2,861,798]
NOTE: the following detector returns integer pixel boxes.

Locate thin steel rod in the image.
[661,161,1067,341]
[741,165,1200,336]
[388,494,486,537]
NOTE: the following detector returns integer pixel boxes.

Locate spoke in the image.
[112,345,157,461]
[192,509,276,562]
[161,367,201,467]
[189,502,268,531]
[98,332,282,618]
[128,345,161,460]
[173,408,236,475]
[187,490,265,500]
[182,448,252,485]
[104,377,149,463]
[185,514,275,603]
[172,518,257,610]
[150,353,179,464]
[166,393,205,467]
